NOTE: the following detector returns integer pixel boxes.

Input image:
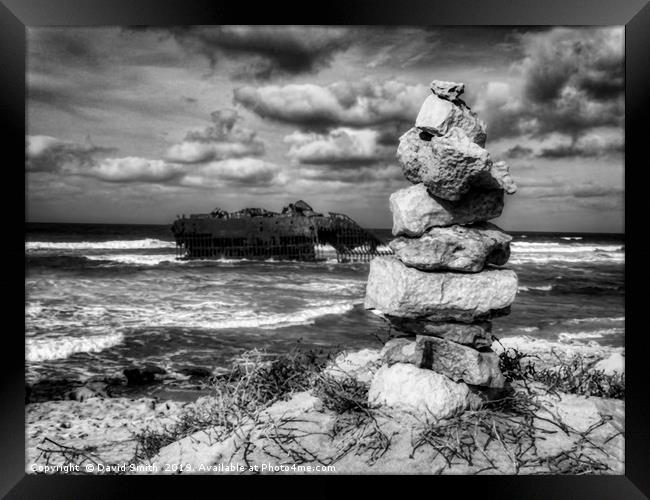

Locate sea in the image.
[25,223,625,391]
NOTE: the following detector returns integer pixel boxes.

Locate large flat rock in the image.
[389,222,512,272]
[390,183,503,237]
[364,256,518,321]
[381,336,505,388]
[368,363,470,420]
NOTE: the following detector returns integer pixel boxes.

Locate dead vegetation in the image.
[411,390,621,475]
[497,344,625,399]
[32,344,624,475]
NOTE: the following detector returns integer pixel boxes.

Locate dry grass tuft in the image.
[497,346,625,399]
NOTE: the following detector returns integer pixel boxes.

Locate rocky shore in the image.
[26,337,624,475]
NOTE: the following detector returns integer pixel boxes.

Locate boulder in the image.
[368,363,470,420]
[414,97,486,146]
[364,256,518,321]
[390,183,503,237]
[398,127,492,201]
[381,337,506,388]
[389,222,512,272]
[430,80,465,101]
[386,317,493,349]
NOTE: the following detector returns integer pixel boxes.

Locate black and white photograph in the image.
[25,24,626,475]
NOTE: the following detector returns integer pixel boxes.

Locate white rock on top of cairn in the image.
[364,79,519,418]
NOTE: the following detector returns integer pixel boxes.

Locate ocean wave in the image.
[26,239,176,251]
[518,284,553,292]
[83,253,347,267]
[509,254,624,265]
[509,241,624,265]
[517,326,540,333]
[511,242,623,254]
[26,331,124,362]
[563,316,625,325]
[26,300,358,333]
[85,253,179,266]
[560,236,583,241]
[273,281,365,293]
[209,302,356,330]
[557,328,623,342]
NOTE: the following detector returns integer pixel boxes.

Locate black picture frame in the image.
[4,0,648,497]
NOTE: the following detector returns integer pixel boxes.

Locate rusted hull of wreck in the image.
[170,200,392,263]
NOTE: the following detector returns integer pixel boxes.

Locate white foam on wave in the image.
[85,253,179,266]
[511,242,623,254]
[509,241,624,265]
[519,284,553,292]
[274,280,364,293]
[561,236,583,241]
[26,239,176,251]
[518,326,540,333]
[200,301,357,330]
[26,331,124,362]
[558,328,623,342]
[563,316,625,325]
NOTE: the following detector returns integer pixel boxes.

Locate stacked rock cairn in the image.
[364,80,519,420]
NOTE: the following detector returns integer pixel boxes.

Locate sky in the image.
[26,26,625,232]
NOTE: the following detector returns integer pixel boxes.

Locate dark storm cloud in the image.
[477,28,624,143]
[28,29,101,67]
[166,109,265,164]
[234,79,428,129]
[138,26,353,79]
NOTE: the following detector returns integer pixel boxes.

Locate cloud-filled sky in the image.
[26,26,624,232]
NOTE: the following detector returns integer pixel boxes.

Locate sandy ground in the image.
[26,397,188,471]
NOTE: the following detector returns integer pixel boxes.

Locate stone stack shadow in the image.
[364,80,519,420]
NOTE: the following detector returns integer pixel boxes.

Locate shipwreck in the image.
[170,200,391,262]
